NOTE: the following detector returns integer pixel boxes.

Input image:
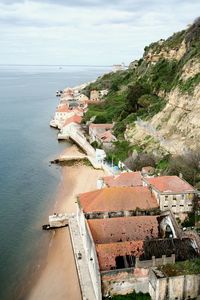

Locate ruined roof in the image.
[142,238,198,261]
[79,186,159,213]
[96,240,144,271]
[102,172,142,187]
[88,216,159,244]
[145,176,195,193]
[89,123,113,129]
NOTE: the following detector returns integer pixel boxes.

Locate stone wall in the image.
[77,208,102,300]
[135,255,175,268]
[101,268,149,297]
[149,268,200,300]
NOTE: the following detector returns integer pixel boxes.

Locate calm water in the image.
[0,65,109,300]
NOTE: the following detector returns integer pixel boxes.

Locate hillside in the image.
[83,17,200,184]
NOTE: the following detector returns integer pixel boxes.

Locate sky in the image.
[0,0,200,65]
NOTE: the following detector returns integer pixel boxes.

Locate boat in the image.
[56,90,63,97]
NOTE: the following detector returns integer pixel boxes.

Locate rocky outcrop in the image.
[181,59,200,80]
[144,40,187,64]
[126,83,200,155]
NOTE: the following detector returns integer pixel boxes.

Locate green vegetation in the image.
[146,59,178,92]
[159,258,200,276]
[82,19,200,165]
[104,292,151,300]
[179,73,200,93]
[106,140,133,165]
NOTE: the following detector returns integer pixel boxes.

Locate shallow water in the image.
[0,65,109,300]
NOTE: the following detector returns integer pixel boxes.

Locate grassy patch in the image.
[159,258,200,276]
[178,73,200,93]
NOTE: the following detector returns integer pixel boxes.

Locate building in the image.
[76,180,200,298]
[112,63,125,72]
[149,266,200,300]
[52,105,75,128]
[58,115,82,139]
[98,130,117,148]
[89,123,114,144]
[78,186,159,219]
[143,176,196,218]
[99,89,109,98]
[90,90,100,101]
[98,171,143,189]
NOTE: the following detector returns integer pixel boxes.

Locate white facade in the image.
[77,208,102,300]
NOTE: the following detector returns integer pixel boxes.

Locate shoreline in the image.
[27,145,107,300]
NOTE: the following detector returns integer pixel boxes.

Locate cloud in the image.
[0,0,199,65]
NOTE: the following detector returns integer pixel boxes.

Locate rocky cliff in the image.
[84,17,200,158]
[125,18,200,156]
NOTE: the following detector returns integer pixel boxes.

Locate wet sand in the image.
[28,145,106,300]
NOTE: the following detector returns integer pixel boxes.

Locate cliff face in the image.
[126,85,200,155]
[84,18,200,157]
[125,18,200,155]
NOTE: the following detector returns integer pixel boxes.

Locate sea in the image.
[0,65,110,300]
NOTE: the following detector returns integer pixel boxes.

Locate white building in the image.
[143,176,196,218]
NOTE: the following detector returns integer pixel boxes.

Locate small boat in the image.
[56,90,63,97]
[42,213,69,230]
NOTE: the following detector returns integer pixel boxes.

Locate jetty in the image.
[42,213,71,230]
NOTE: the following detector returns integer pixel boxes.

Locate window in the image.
[179,205,184,207]
[164,205,168,208]
[173,196,176,200]
[172,205,176,207]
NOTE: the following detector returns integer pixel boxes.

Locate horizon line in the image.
[0,63,114,67]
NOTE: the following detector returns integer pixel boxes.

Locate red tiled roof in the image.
[99,130,116,143]
[89,123,113,129]
[79,186,158,213]
[63,115,82,127]
[88,216,159,244]
[103,172,142,187]
[96,241,144,271]
[145,176,195,193]
[56,105,71,113]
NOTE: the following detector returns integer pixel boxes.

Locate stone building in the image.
[76,182,200,298]
[78,186,160,219]
[90,90,100,101]
[89,123,114,144]
[143,176,196,218]
[149,267,200,300]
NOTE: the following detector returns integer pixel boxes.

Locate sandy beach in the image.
[28,145,106,300]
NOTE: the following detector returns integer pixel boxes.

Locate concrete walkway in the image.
[69,215,97,300]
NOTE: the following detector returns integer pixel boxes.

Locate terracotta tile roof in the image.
[63,115,82,127]
[79,186,159,213]
[145,176,195,193]
[96,241,144,271]
[89,123,113,129]
[56,105,71,113]
[102,172,142,187]
[88,216,159,244]
[98,130,116,143]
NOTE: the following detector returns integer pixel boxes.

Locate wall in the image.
[135,255,175,269]
[84,208,159,220]
[159,193,193,214]
[77,208,102,300]
[149,268,200,300]
[101,268,149,297]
